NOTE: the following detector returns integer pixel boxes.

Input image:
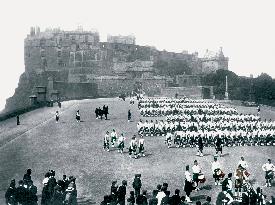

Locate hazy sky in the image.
[0,0,274,111]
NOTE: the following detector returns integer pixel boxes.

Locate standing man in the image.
[117,133,126,153]
[211,157,223,185]
[16,115,20,125]
[104,131,110,152]
[215,136,223,157]
[111,129,118,148]
[129,136,138,159]
[237,157,249,180]
[138,135,145,157]
[117,180,127,205]
[76,110,80,122]
[197,136,204,157]
[262,159,275,187]
[184,165,193,203]
[192,160,202,191]
[132,174,142,198]
[55,111,59,123]
[128,110,132,122]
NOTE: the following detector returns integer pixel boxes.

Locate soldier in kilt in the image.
[104,131,110,152]
[111,129,118,148]
[184,165,193,203]
[129,136,138,159]
[138,135,145,157]
[262,159,275,187]
[76,110,80,122]
[118,134,125,153]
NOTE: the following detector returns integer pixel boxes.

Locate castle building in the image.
[5,27,229,112]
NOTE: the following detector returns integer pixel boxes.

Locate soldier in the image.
[215,136,223,157]
[262,159,275,187]
[76,110,80,122]
[118,133,126,153]
[132,174,142,198]
[184,165,193,203]
[104,131,110,152]
[165,131,173,148]
[138,135,145,157]
[111,129,118,148]
[55,111,59,123]
[211,157,224,185]
[129,136,138,159]
[196,136,204,157]
[128,110,132,122]
[192,160,202,191]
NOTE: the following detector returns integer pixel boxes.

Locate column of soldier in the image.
[5,169,77,205]
[137,98,275,149]
[103,129,145,159]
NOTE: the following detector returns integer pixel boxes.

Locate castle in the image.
[4,27,228,113]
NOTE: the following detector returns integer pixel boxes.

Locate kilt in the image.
[139,144,144,152]
[76,116,80,121]
[193,173,199,183]
[265,170,274,179]
[118,142,124,149]
[235,179,242,188]
[184,180,194,193]
[56,116,59,121]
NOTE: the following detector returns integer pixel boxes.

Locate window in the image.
[57,50,61,57]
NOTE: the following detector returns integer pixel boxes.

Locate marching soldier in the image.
[129,136,138,159]
[104,131,110,152]
[117,133,125,153]
[138,135,145,157]
[111,129,118,148]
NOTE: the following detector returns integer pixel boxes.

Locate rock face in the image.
[4,27,228,113]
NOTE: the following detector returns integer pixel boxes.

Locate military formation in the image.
[7,96,275,205]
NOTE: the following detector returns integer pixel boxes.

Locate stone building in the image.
[4,27,229,112]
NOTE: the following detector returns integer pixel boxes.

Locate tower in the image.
[225,75,229,100]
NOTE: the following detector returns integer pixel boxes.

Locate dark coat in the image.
[16,186,28,204]
[5,187,17,205]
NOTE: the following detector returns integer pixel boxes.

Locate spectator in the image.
[16,180,27,205]
[170,189,181,205]
[202,196,212,205]
[117,180,127,205]
[5,179,17,205]
[149,190,158,205]
[127,191,135,205]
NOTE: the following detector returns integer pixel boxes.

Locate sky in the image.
[0,0,274,111]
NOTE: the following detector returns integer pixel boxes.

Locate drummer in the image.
[211,156,223,185]
[192,160,202,191]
